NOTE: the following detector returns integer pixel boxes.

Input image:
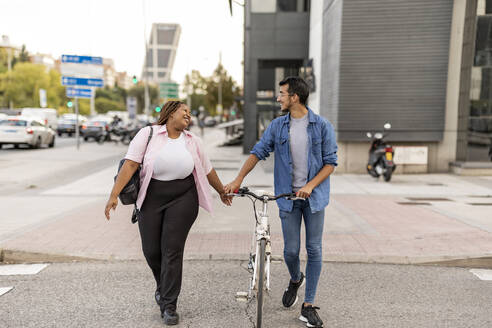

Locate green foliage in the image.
[96,85,127,103]
[0,62,64,109]
[128,84,159,114]
[183,65,242,116]
[10,45,30,69]
[0,48,8,74]
[95,97,126,114]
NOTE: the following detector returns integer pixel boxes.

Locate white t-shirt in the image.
[152,133,195,181]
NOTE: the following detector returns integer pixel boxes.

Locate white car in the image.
[0,116,55,149]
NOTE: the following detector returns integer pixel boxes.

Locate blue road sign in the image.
[61,55,103,65]
[62,76,104,87]
[66,87,93,99]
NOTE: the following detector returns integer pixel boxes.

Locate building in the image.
[102,58,117,88]
[243,0,310,153]
[243,0,492,173]
[31,53,56,71]
[115,71,133,90]
[142,23,181,84]
[0,35,21,66]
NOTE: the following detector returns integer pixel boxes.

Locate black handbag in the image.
[114,126,153,223]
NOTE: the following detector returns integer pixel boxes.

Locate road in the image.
[1,260,492,328]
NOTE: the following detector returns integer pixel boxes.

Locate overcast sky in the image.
[0,0,244,86]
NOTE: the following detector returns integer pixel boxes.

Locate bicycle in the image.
[228,187,304,328]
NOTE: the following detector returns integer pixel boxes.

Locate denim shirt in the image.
[251,108,338,213]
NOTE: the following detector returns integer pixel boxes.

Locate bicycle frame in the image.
[249,199,271,299]
[230,188,302,328]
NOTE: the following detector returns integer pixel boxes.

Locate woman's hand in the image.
[219,191,232,206]
[104,195,118,220]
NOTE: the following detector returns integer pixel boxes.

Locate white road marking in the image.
[470,269,492,281]
[0,287,14,296]
[0,263,49,276]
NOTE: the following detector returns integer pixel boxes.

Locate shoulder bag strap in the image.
[141,125,153,165]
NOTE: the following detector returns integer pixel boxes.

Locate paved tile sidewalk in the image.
[1,128,492,266]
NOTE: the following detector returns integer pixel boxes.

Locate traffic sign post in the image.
[159,82,179,100]
[61,54,104,150]
[66,87,93,99]
[127,97,137,120]
[62,77,104,88]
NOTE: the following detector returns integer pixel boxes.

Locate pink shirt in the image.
[124,125,214,213]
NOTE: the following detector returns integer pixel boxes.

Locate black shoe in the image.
[282,272,305,308]
[155,288,160,306]
[299,304,323,328]
[161,305,179,326]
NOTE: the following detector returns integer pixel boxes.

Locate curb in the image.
[0,249,99,264]
[3,249,492,269]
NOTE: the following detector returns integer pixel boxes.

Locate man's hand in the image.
[224,178,242,195]
[104,196,118,220]
[296,184,314,199]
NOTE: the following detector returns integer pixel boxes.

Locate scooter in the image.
[366,123,396,182]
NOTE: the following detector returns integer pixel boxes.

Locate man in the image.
[225,76,337,328]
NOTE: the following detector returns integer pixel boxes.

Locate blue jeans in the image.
[279,199,324,304]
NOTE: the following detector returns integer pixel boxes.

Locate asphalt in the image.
[1,260,492,328]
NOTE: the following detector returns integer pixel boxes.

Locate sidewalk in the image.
[1,127,492,267]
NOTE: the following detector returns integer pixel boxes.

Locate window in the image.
[251,0,276,13]
[158,72,167,78]
[157,49,171,68]
[487,0,492,14]
[474,16,492,66]
[0,120,27,126]
[277,0,309,12]
[157,28,176,45]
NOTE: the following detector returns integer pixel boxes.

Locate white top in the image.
[152,133,195,181]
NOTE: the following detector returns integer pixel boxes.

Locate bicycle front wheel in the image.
[257,238,266,328]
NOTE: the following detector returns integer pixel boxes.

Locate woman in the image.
[104,101,231,326]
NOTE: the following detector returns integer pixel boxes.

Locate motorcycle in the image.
[98,124,138,146]
[366,123,396,182]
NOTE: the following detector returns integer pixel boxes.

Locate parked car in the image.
[57,117,86,137]
[203,116,217,127]
[0,116,55,149]
[21,108,58,130]
[81,119,110,141]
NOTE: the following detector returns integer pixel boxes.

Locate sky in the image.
[0,0,244,86]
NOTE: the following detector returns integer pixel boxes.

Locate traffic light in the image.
[132,75,138,84]
[155,106,161,113]
[67,101,73,108]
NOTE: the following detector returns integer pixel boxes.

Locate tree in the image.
[96,85,127,103]
[127,84,159,114]
[204,63,241,116]
[10,45,30,69]
[183,66,242,117]
[95,97,126,113]
[183,69,207,112]
[0,62,67,110]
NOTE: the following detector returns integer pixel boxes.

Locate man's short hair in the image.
[279,76,309,105]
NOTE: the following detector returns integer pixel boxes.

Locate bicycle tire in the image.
[257,238,266,328]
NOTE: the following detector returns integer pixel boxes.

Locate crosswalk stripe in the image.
[470,269,492,281]
[0,263,49,276]
[0,287,14,297]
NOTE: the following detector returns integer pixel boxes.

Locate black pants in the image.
[138,175,199,310]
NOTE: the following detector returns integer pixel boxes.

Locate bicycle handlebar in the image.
[227,187,305,201]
